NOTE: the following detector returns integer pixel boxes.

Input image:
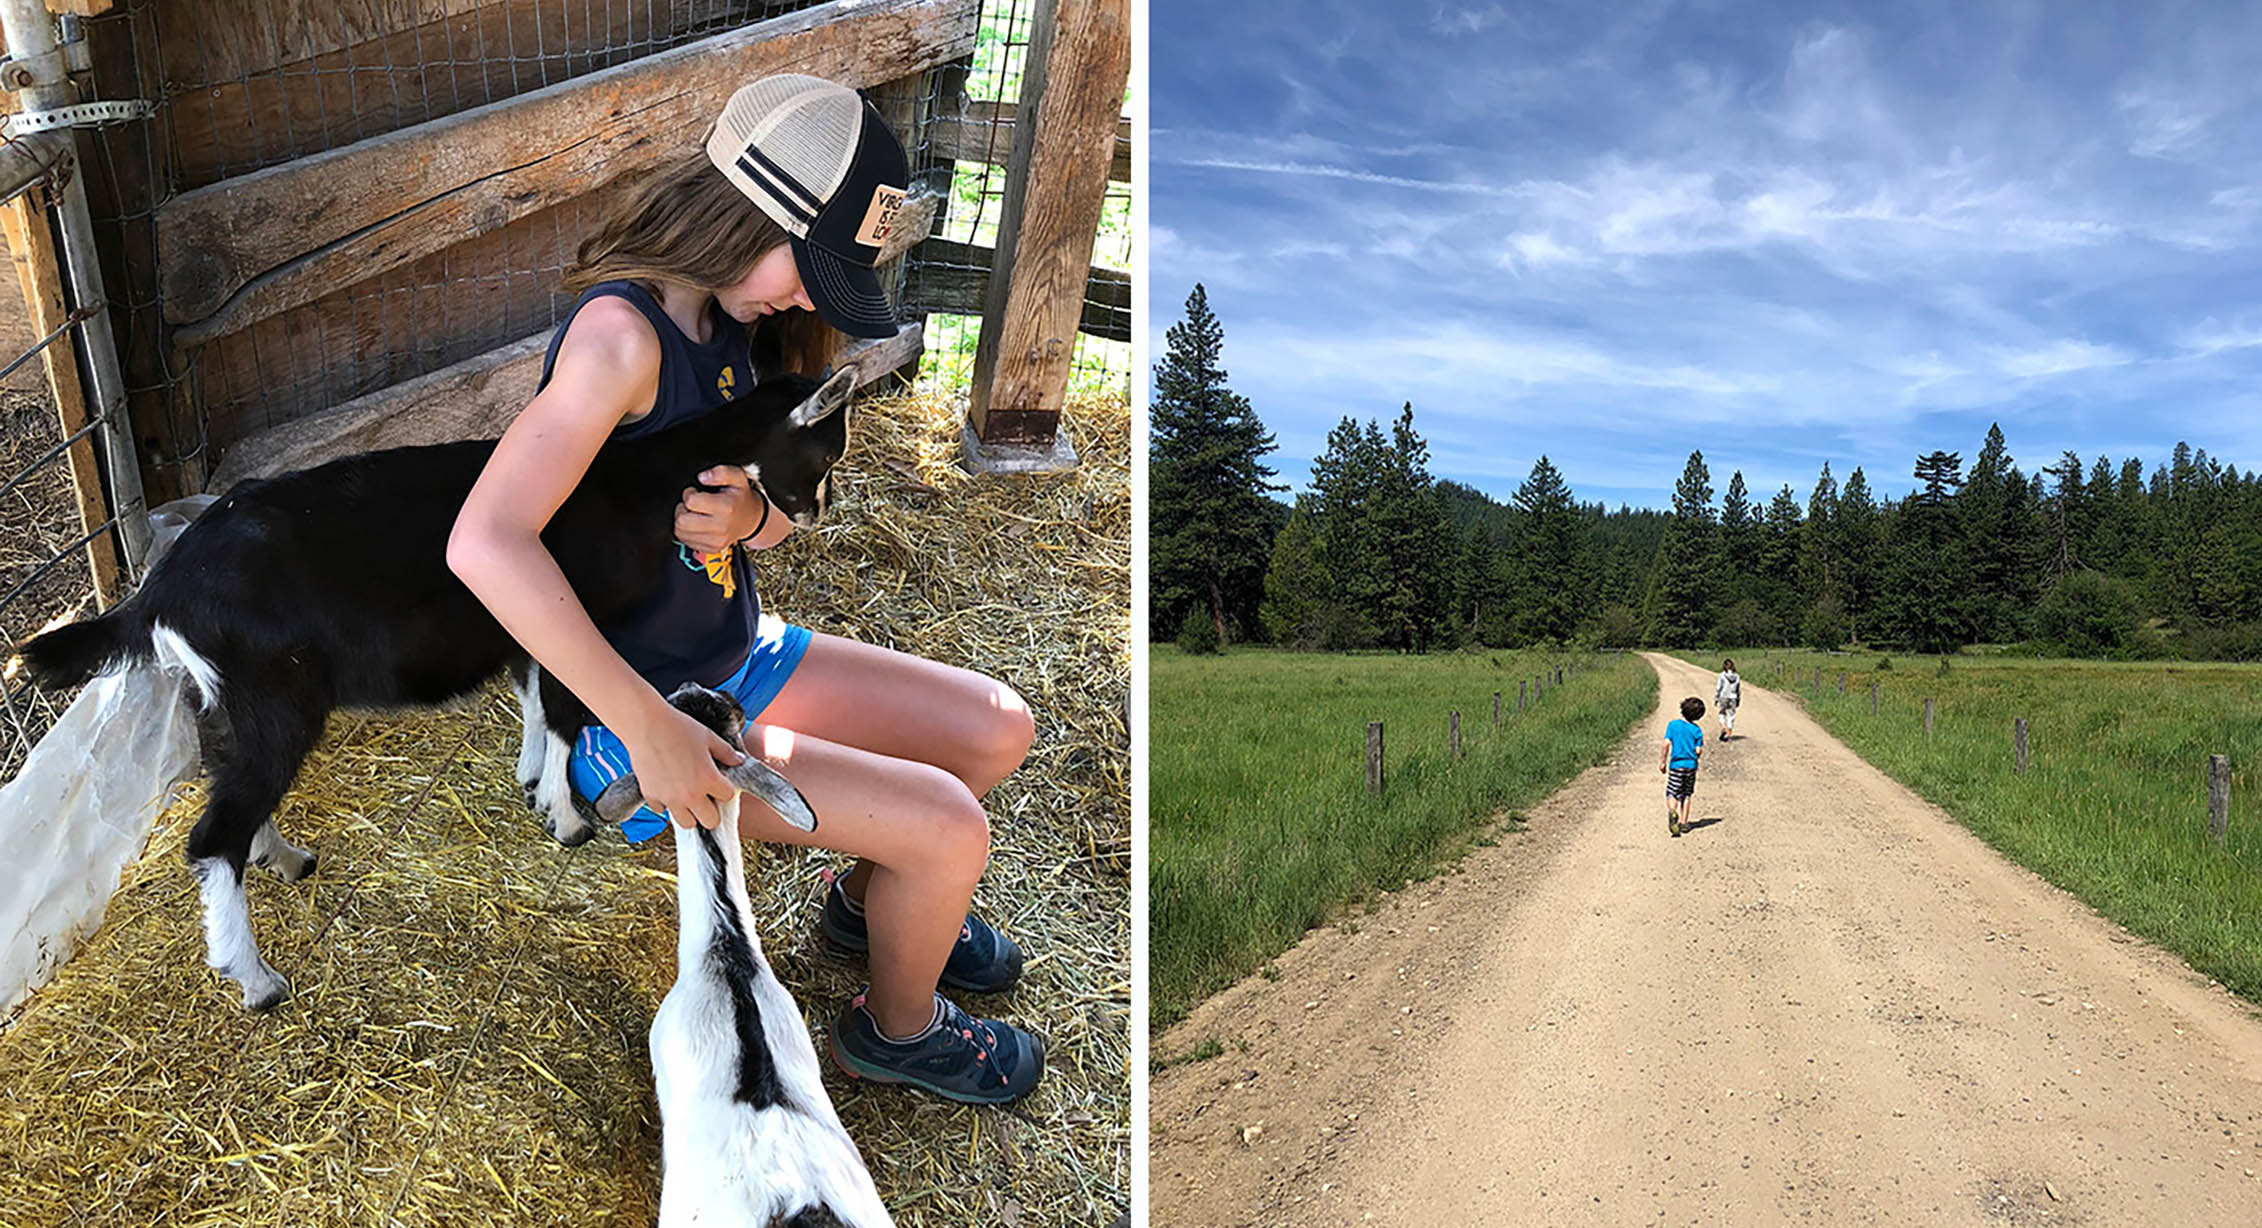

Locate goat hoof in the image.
[521,780,541,809]
[237,970,291,1012]
[550,813,598,848]
[254,848,318,883]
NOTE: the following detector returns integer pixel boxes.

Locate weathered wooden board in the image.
[189,187,608,453]
[156,0,730,190]
[930,100,1131,183]
[210,320,923,487]
[903,237,1126,342]
[160,0,979,342]
[966,0,1130,443]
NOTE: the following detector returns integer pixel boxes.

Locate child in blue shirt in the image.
[1660,697,1705,837]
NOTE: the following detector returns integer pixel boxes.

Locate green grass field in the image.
[1150,648,1657,1032]
[1679,649,2262,1004]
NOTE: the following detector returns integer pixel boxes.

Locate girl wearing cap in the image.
[448,75,1043,1105]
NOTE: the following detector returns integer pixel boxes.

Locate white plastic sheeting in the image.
[0,496,214,1018]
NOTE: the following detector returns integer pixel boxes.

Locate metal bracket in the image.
[2,99,155,135]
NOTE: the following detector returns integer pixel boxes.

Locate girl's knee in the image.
[988,681,1036,770]
[903,761,990,879]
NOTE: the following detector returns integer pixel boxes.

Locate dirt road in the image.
[1151,653,2262,1226]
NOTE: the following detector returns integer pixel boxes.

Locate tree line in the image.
[1151,286,2262,660]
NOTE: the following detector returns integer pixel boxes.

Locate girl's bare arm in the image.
[446,298,742,828]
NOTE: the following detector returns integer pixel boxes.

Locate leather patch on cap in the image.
[854,184,909,248]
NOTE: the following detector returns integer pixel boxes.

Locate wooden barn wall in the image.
[53,0,963,496]
[188,187,612,455]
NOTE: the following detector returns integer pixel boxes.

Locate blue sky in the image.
[1149,0,2262,509]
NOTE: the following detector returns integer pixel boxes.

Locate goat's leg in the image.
[532,727,595,846]
[528,668,597,847]
[249,819,318,882]
[187,677,327,1010]
[511,660,546,808]
[187,779,297,1011]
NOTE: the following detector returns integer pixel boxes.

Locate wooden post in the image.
[1924,698,1935,736]
[1493,691,1501,727]
[1,196,124,607]
[1518,680,1526,712]
[965,0,1133,463]
[2209,754,2230,846]
[1450,710,1460,758]
[1869,682,1878,714]
[2014,718,2028,772]
[1367,722,1384,796]
[1837,672,1846,694]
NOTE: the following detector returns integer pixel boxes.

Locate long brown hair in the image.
[563,151,837,376]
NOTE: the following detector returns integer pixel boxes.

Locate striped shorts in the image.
[1665,765,1698,801]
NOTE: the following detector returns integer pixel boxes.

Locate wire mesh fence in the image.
[906,0,1132,397]
[0,191,119,782]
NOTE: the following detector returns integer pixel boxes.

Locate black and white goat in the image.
[16,366,858,1011]
[592,684,891,1228]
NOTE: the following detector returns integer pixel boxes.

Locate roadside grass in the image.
[1678,649,2262,1005]
[1150,648,1656,1033]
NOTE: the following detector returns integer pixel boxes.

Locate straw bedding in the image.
[0,387,1130,1227]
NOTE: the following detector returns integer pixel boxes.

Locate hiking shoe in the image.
[1667,808,1681,837]
[821,872,1025,994]
[829,991,1045,1105]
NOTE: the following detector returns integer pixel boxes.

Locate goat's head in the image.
[745,365,858,529]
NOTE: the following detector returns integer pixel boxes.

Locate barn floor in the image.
[0,389,1130,1227]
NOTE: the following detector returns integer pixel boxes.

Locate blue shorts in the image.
[567,615,813,843]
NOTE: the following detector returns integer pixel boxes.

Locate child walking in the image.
[448,75,1043,1104]
[1661,697,1705,837]
[1714,658,1741,741]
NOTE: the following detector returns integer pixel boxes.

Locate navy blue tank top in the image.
[538,280,760,691]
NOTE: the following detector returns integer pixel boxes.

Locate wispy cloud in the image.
[1153,1,2262,505]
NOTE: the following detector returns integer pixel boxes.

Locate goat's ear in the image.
[788,365,859,429]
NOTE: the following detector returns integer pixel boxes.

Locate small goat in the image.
[17,367,857,1011]
[597,684,891,1228]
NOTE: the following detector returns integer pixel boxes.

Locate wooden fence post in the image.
[1450,710,1460,758]
[965,0,1133,467]
[1837,672,1846,694]
[1367,722,1384,796]
[1518,680,1526,712]
[1493,691,1501,727]
[1924,698,1935,736]
[1869,681,1878,714]
[2014,718,2028,772]
[2209,754,2230,846]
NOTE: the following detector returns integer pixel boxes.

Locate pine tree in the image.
[1720,471,1757,602]
[1961,425,2030,640]
[1306,416,1391,648]
[1833,467,1879,638]
[1149,285,1282,644]
[1513,455,1581,643]
[1803,462,1839,601]
[1880,450,1967,652]
[1369,404,1453,651]
[1259,499,1331,647]
[1644,451,1717,646]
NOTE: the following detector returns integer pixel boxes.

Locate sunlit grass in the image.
[1679,649,2262,1004]
[1150,649,1656,1031]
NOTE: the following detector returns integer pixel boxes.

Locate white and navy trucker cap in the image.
[706,74,910,339]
